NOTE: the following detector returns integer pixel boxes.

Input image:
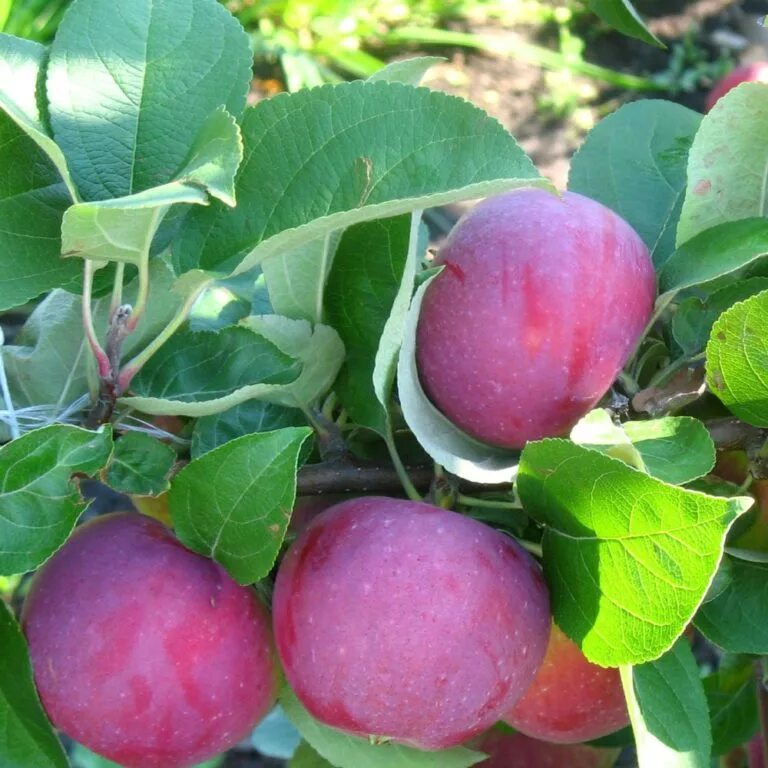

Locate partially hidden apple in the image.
[504,623,628,743]
[22,513,278,768]
[273,496,551,749]
[706,62,768,111]
[475,726,619,768]
[415,188,655,449]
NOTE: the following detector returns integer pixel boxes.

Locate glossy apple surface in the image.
[504,623,628,743]
[273,496,551,749]
[475,727,619,768]
[22,513,277,768]
[415,188,655,449]
[706,63,768,111]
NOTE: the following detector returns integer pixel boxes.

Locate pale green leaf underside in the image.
[518,439,750,666]
[367,56,445,85]
[47,0,252,201]
[170,428,312,584]
[173,80,547,277]
[281,687,486,768]
[677,83,768,246]
[0,425,112,575]
[0,601,69,768]
[398,277,519,484]
[624,640,711,768]
[0,33,77,199]
[706,290,768,427]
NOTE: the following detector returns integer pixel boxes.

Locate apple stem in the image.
[626,292,676,374]
[457,494,522,510]
[109,262,125,320]
[384,430,422,502]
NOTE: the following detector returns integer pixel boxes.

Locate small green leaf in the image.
[587,0,663,47]
[192,401,307,459]
[262,234,340,323]
[289,742,335,768]
[706,290,768,427]
[0,601,69,768]
[0,33,77,198]
[398,276,519,484]
[240,316,345,410]
[659,219,768,296]
[106,432,176,495]
[677,83,768,246]
[622,417,715,485]
[170,427,312,584]
[47,0,252,201]
[568,100,700,267]
[672,278,768,356]
[281,686,486,768]
[173,80,546,276]
[570,409,646,471]
[123,325,302,417]
[325,214,414,435]
[695,554,768,653]
[518,440,751,665]
[703,655,758,756]
[622,640,711,768]
[0,424,113,575]
[367,56,445,85]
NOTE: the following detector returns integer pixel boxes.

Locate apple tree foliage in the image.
[0,0,766,766]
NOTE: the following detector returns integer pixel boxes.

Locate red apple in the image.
[475,726,619,768]
[504,623,628,743]
[706,63,768,111]
[22,513,278,768]
[415,188,655,449]
[273,496,551,749]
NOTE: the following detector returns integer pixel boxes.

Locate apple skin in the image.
[706,63,768,111]
[504,623,628,743]
[273,496,551,749]
[750,734,765,768]
[415,188,655,449]
[22,513,278,768]
[474,726,619,768]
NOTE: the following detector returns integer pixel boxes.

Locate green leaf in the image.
[123,325,302,417]
[706,290,768,427]
[695,554,768,653]
[0,601,69,768]
[622,418,715,485]
[703,655,759,756]
[61,108,243,267]
[47,0,251,201]
[289,742,335,768]
[105,432,176,495]
[677,83,768,246]
[1,258,184,439]
[281,686,486,768]
[262,234,339,323]
[239,316,345,410]
[324,215,414,435]
[0,33,77,198]
[659,219,768,296]
[170,427,312,584]
[398,276,519,484]
[367,56,445,85]
[672,278,768,356]
[568,100,700,268]
[518,439,751,665]
[173,80,547,276]
[0,110,78,311]
[570,409,646,471]
[587,0,663,47]
[192,401,307,459]
[622,640,711,768]
[0,424,113,575]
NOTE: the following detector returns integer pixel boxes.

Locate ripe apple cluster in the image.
[20,186,643,766]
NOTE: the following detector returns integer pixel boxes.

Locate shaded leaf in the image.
[587,0,663,47]
[106,432,176,495]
